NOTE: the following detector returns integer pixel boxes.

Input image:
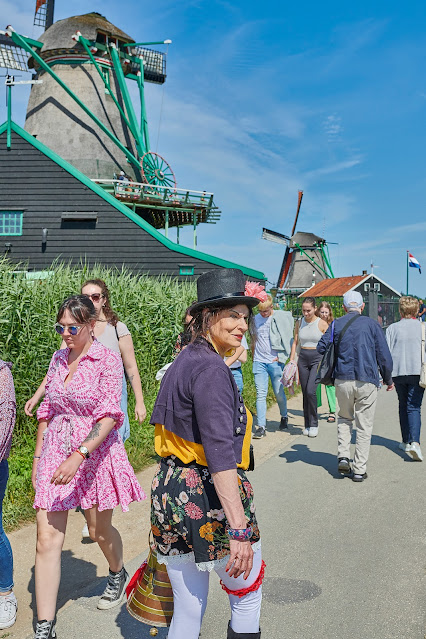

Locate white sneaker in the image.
[82,523,90,539]
[308,427,319,437]
[407,443,423,461]
[302,428,310,436]
[398,442,409,451]
[0,592,17,629]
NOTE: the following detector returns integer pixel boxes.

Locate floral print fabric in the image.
[151,457,260,566]
[0,361,15,462]
[34,340,145,512]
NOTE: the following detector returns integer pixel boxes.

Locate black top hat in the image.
[190,269,260,314]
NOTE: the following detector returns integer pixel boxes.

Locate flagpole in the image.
[406,251,409,295]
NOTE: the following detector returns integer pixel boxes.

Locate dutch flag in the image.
[408,252,422,274]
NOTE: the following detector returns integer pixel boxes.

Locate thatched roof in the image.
[37,13,134,51]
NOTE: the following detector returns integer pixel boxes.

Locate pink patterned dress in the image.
[34,340,146,512]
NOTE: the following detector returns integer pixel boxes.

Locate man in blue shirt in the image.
[317,291,394,482]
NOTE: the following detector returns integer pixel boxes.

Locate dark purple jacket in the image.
[150,338,247,473]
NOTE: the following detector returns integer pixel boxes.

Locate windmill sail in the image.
[34,0,54,29]
[0,35,30,72]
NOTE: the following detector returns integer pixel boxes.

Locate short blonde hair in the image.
[258,294,273,312]
[399,296,419,318]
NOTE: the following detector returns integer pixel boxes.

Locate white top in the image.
[299,317,323,348]
[97,321,130,354]
[225,335,248,369]
[253,314,278,363]
[386,318,424,377]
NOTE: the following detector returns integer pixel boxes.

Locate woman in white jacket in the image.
[386,296,425,461]
[252,295,294,439]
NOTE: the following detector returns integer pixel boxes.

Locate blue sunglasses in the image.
[54,323,85,336]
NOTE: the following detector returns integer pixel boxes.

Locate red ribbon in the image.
[126,560,147,599]
[220,560,266,598]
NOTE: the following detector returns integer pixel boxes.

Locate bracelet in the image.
[226,527,253,541]
[33,455,41,459]
[75,450,86,461]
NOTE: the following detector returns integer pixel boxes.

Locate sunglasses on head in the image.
[54,323,85,336]
[86,293,103,302]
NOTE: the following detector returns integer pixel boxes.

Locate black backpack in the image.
[315,314,360,386]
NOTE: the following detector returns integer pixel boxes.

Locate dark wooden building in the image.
[0,121,265,281]
[299,273,401,300]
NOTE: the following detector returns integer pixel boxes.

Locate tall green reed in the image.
[0,258,196,529]
[0,257,275,530]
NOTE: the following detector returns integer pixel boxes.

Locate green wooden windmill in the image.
[0,0,220,246]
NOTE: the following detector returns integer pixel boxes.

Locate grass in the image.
[0,258,281,532]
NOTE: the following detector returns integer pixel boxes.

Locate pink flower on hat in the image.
[245,281,268,302]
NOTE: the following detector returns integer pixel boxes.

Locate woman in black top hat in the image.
[150,269,266,639]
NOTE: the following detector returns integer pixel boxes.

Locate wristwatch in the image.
[78,446,90,459]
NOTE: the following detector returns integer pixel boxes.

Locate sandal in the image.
[327,414,336,423]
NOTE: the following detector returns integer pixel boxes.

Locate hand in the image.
[25,396,38,417]
[135,402,147,424]
[32,458,39,490]
[386,384,394,391]
[51,453,83,485]
[225,539,253,580]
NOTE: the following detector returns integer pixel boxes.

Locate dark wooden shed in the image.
[0,121,265,281]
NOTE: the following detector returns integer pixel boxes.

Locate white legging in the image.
[165,547,262,639]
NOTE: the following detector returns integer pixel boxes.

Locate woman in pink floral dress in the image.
[32,295,145,639]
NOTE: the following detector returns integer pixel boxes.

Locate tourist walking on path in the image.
[386,296,425,461]
[417,299,426,321]
[172,304,195,359]
[290,297,328,438]
[25,279,147,442]
[316,302,337,422]
[150,269,265,639]
[32,296,145,639]
[252,294,294,438]
[0,360,17,630]
[225,334,248,393]
[317,291,394,482]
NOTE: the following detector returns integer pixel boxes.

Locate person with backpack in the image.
[317,291,394,482]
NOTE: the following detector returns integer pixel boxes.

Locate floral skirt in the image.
[151,456,260,569]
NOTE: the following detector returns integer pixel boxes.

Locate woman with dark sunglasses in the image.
[25,279,146,442]
[31,296,145,639]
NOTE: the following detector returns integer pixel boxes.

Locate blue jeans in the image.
[253,361,287,428]
[394,375,424,444]
[231,368,244,393]
[0,460,13,591]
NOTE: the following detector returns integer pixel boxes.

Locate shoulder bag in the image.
[420,323,426,389]
[315,314,361,386]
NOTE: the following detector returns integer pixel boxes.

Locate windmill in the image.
[0,0,220,243]
[262,190,335,294]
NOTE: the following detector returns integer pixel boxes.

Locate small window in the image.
[179,265,194,276]
[61,212,97,230]
[0,211,23,236]
[96,32,107,45]
[364,283,370,292]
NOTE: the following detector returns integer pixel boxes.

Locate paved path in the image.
[7,389,426,638]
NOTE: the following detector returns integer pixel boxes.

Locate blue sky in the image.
[1,0,426,294]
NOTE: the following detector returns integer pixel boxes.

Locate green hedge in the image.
[0,259,276,531]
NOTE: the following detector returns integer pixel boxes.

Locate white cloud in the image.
[323,114,343,141]
[306,157,362,179]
